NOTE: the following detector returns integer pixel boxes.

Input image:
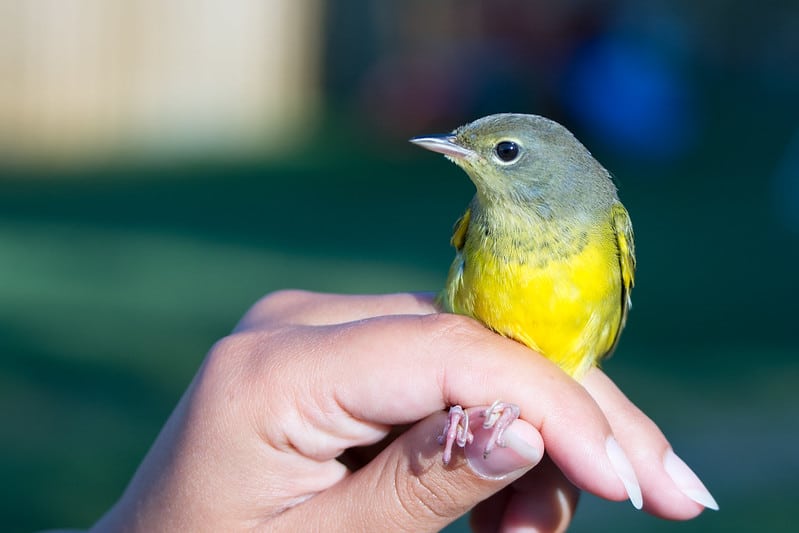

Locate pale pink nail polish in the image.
[663,449,719,511]
[606,436,643,510]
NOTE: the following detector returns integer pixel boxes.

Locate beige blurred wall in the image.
[0,0,322,166]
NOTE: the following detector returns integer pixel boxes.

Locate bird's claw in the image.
[439,401,520,464]
[480,400,521,458]
[438,405,473,465]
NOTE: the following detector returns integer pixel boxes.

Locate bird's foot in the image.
[438,405,473,465]
[479,400,521,459]
[438,401,520,464]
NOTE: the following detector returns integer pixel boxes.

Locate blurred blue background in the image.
[1,1,797,531]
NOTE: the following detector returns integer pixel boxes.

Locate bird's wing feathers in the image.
[437,208,471,312]
[450,208,471,251]
[605,202,636,357]
[613,202,636,311]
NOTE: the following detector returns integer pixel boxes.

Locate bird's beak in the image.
[409,134,475,160]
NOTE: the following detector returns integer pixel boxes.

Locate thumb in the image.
[274,409,544,531]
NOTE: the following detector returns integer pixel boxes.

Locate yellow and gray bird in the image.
[410,113,635,462]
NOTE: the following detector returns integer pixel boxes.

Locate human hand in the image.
[93,291,716,532]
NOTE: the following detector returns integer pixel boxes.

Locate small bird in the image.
[410,113,635,463]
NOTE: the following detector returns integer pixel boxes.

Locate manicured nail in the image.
[502,425,544,464]
[606,436,643,510]
[466,421,542,479]
[663,449,719,511]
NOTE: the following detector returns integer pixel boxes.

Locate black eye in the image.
[495,141,519,162]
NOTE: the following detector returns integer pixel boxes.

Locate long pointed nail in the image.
[606,436,643,510]
[663,449,719,511]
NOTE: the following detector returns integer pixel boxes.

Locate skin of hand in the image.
[91,291,713,532]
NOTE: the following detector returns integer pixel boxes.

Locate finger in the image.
[252,313,640,507]
[503,456,579,532]
[582,368,719,518]
[273,411,543,532]
[235,290,438,330]
[471,456,580,533]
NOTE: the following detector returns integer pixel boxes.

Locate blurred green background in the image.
[1,1,797,532]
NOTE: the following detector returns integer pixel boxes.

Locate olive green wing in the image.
[436,208,471,312]
[605,202,636,357]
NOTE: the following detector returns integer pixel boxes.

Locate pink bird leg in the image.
[438,401,520,464]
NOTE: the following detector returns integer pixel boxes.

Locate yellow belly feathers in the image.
[442,208,625,379]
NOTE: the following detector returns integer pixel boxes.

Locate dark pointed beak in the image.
[409,134,475,159]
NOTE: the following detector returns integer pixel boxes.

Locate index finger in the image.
[250,312,636,507]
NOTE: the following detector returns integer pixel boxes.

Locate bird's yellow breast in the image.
[444,212,623,379]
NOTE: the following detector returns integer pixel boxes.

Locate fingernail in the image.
[467,421,543,479]
[503,425,544,464]
[606,436,643,510]
[663,449,719,511]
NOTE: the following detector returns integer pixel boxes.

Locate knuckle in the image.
[200,329,292,422]
[415,313,498,368]
[203,329,282,391]
[238,289,319,329]
[202,332,258,387]
[417,312,488,344]
[188,334,256,426]
[252,288,315,314]
[205,326,292,377]
[260,288,315,304]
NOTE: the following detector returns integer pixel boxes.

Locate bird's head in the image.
[411,113,615,211]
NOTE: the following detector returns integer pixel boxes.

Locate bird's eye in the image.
[495,141,520,162]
